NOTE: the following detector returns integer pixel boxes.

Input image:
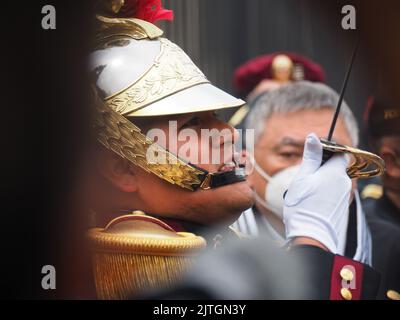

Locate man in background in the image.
[232,81,372,265]
[229,53,325,127]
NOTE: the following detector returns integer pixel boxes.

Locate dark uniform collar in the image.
[153,216,240,248]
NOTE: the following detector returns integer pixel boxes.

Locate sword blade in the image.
[327,36,360,141]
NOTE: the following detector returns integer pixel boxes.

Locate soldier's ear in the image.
[97,150,139,193]
[381,146,400,178]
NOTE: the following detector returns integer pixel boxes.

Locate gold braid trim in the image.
[88,228,206,256]
[88,213,206,299]
[92,253,196,299]
[93,92,205,190]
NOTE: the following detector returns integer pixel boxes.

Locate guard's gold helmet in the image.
[91,2,246,191]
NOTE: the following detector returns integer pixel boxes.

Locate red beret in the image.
[233,52,325,95]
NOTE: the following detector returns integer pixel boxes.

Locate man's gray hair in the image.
[244,81,359,148]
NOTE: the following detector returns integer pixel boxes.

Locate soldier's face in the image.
[250,108,354,220]
[121,111,254,226]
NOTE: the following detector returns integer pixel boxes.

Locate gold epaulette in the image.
[87,211,206,299]
[361,183,383,200]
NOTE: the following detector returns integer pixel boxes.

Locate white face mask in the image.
[253,161,301,219]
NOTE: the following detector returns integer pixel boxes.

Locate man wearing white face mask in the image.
[232,81,372,265]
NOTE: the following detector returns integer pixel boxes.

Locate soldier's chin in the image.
[216,180,254,221]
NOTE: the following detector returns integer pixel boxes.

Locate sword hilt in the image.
[320,138,385,179]
[321,140,335,165]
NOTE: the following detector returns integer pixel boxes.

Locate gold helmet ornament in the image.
[91,0,246,192]
[271,54,294,83]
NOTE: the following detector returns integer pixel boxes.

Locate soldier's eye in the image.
[280,152,302,160]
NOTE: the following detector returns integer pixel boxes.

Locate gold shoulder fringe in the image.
[87,212,206,299]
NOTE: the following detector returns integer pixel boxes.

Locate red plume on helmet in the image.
[118,0,174,23]
[99,0,174,23]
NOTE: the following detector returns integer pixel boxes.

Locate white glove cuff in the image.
[284,208,339,253]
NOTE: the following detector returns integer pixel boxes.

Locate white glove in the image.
[283,133,351,253]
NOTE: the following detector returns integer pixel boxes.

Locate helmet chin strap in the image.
[193,164,247,190]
